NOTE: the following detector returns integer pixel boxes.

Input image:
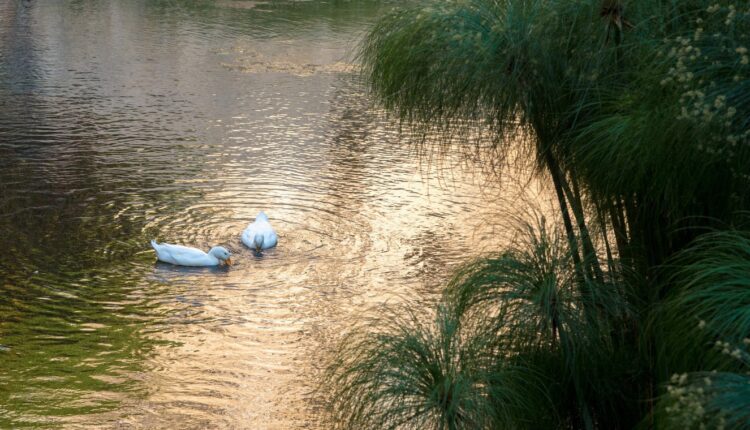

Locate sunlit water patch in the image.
[0,1,550,428]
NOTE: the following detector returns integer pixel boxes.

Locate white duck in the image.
[241,211,278,252]
[151,240,232,267]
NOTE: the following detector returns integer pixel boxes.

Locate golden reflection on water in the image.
[122,151,552,429]
[0,1,556,428]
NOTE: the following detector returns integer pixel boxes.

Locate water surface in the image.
[0,1,538,427]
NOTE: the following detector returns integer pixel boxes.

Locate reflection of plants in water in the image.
[146,0,392,35]
[0,141,201,426]
[221,55,358,77]
[0,265,172,428]
[0,148,207,273]
[0,126,201,427]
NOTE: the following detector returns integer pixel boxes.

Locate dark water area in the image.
[0,1,542,427]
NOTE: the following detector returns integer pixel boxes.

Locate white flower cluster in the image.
[664,371,737,430]
[715,340,743,359]
[664,373,721,430]
[715,339,750,363]
[664,334,750,428]
[661,1,750,162]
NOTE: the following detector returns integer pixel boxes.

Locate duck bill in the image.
[224,258,232,266]
[255,245,262,253]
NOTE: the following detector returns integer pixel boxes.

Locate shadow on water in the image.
[153,261,232,274]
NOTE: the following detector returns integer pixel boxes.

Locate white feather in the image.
[151,240,230,266]
[241,211,278,250]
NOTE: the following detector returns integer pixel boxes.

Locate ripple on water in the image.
[0,1,551,428]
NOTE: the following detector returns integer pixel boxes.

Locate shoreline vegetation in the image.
[323,1,750,429]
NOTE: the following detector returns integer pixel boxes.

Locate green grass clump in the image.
[652,230,750,429]
[323,302,552,430]
[658,231,750,370]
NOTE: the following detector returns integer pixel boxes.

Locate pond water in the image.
[0,1,541,428]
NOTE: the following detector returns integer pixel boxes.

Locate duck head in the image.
[208,246,232,265]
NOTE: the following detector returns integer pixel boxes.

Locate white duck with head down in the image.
[151,240,232,267]
[241,211,278,253]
